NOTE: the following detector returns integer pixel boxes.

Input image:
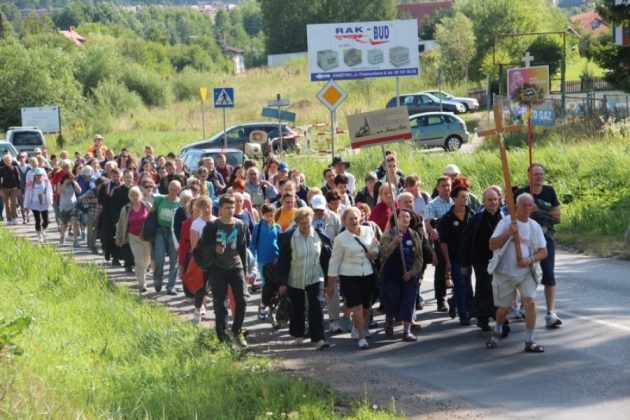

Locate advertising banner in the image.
[507,65,550,99]
[347,107,411,149]
[307,20,419,81]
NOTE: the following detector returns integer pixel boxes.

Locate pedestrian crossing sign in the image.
[214,87,234,108]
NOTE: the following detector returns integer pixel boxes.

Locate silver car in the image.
[425,90,480,112]
[409,112,469,151]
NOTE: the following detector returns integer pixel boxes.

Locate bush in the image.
[92,79,145,115]
[120,64,172,107]
[171,68,214,101]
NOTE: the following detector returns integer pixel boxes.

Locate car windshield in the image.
[11,132,43,146]
[422,92,441,102]
[0,143,16,156]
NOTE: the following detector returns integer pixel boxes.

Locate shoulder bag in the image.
[528,222,543,283]
[353,236,381,290]
[487,236,511,275]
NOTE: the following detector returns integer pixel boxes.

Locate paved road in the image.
[8,220,630,418]
[301,251,630,419]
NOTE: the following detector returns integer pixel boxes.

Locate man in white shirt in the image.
[487,193,548,353]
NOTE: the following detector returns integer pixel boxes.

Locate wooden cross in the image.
[478,104,524,261]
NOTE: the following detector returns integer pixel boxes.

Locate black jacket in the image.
[276,227,332,287]
[194,218,248,274]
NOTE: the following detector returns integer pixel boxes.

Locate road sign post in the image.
[214,87,235,149]
[316,79,348,162]
[267,94,291,153]
[199,87,208,139]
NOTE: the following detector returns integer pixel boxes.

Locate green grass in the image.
[0,229,398,419]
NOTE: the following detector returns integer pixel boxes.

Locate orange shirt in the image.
[87,144,108,155]
[276,208,295,232]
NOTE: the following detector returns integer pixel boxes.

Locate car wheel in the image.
[444,135,462,151]
[463,103,470,112]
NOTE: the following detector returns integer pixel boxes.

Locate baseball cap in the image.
[443,164,461,175]
[33,167,45,176]
[278,162,289,172]
[310,194,327,210]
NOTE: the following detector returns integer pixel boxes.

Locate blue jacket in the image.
[249,220,280,266]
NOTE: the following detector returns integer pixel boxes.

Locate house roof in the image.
[59,27,85,47]
[570,10,610,37]
[397,1,453,24]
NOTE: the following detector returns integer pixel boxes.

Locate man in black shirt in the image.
[514,163,562,329]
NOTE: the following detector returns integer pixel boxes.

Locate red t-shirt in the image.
[50,169,67,204]
[128,206,149,237]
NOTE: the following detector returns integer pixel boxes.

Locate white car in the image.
[425,90,480,112]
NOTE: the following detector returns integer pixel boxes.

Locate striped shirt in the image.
[288,228,324,289]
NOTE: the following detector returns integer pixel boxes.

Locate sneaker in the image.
[293,337,305,345]
[448,298,457,319]
[200,304,207,317]
[80,231,86,241]
[315,340,330,351]
[111,259,121,267]
[364,329,372,339]
[459,318,472,326]
[192,309,201,325]
[367,319,378,329]
[257,304,268,320]
[41,231,46,242]
[357,338,369,349]
[350,327,360,340]
[509,307,524,322]
[402,331,417,342]
[73,240,79,248]
[90,247,99,254]
[329,320,343,334]
[233,333,248,348]
[166,289,178,296]
[545,312,563,329]
[437,302,448,312]
[37,232,43,243]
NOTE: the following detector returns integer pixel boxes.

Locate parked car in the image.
[409,112,469,151]
[180,148,246,174]
[424,90,480,112]
[4,126,46,156]
[386,92,466,115]
[0,140,19,158]
[181,122,299,156]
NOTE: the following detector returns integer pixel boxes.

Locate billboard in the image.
[307,20,419,81]
[507,65,550,99]
[346,107,411,149]
[21,106,61,133]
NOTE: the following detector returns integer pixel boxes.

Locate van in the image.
[5,127,46,156]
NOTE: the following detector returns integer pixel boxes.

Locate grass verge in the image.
[0,229,397,419]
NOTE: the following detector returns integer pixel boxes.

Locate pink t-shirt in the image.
[128,206,149,237]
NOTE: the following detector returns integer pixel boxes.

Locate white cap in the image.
[310,194,327,210]
[443,164,461,175]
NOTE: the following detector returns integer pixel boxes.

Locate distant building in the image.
[397,1,453,36]
[613,0,630,47]
[570,10,610,37]
[59,27,85,47]
[225,46,245,74]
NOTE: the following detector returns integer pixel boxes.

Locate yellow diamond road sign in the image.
[316,79,347,112]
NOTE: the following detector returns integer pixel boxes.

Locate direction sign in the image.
[261,107,296,122]
[316,79,347,112]
[214,87,234,108]
[268,99,290,107]
[346,107,411,149]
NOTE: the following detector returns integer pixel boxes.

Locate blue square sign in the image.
[213,87,234,108]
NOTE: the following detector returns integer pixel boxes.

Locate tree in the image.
[435,12,476,87]
[261,0,396,54]
[526,37,563,76]
[594,0,630,92]
[456,0,568,81]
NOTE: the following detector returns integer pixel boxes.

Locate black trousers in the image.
[32,210,49,232]
[433,242,447,305]
[209,266,247,340]
[287,282,325,343]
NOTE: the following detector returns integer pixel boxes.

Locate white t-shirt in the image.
[491,215,546,278]
[191,217,208,236]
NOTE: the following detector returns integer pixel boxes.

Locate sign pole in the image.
[201,101,206,139]
[330,110,336,163]
[222,107,227,149]
[278,102,283,154]
[396,76,401,106]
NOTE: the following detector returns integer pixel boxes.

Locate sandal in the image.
[486,335,500,349]
[524,341,545,353]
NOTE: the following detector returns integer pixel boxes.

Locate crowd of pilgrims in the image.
[6,135,529,350]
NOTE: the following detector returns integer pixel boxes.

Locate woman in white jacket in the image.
[327,206,379,349]
[23,167,53,243]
